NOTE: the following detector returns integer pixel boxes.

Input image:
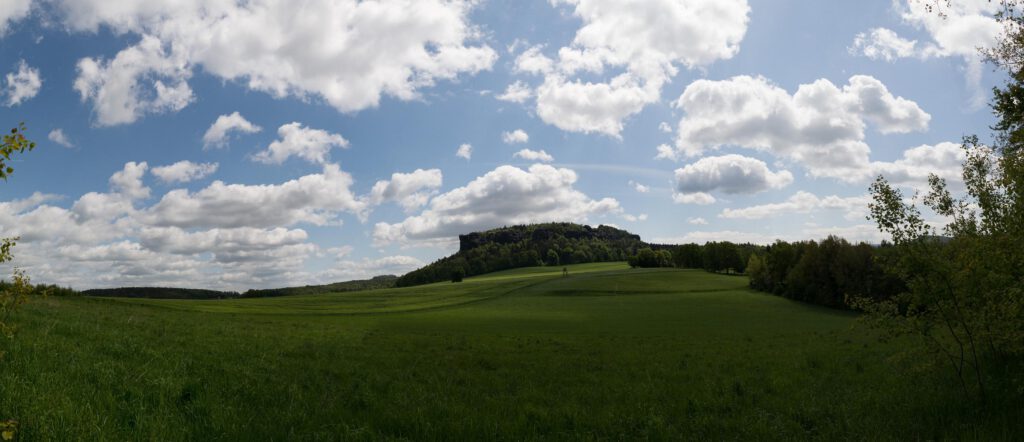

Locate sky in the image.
[0,0,1007,290]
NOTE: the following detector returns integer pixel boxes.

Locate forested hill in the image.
[396,223,661,287]
[81,275,399,299]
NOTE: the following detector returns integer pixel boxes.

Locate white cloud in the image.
[687,217,708,225]
[253,122,349,165]
[74,35,192,126]
[672,192,716,205]
[658,122,672,133]
[850,28,918,62]
[138,226,309,261]
[0,161,451,290]
[514,45,556,75]
[511,0,750,136]
[373,164,621,246]
[143,163,364,229]
[673,154,793,204]
[622,213,648,222]
[535,74,660,136]
[456,143,472,160]
[58,0,496,125]
[320,255,425,281]
[719,191,870,220]
[871,141,966,186]
[367,169,443,212]
[852,2,1002,106]
[513,148,554,162]
[629,180,649,193]
[653,224,888,245]
[203,111,261,149]
[151,161,219,184]
[48,128,73,148]
[655,143,678,161]
[109,161,150,201]
[4,59,41,106]
[0,0,31,36]
[502,129,530,144]
[496,80,532,103]
[670,75,930,181]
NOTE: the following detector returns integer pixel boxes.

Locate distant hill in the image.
[396,223,661,287]
[80,287,239,300]
[240,275,398,298]
[82,275,398,300]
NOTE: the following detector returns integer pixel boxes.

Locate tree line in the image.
[746,237,904,309]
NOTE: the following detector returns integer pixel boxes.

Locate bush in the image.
[450,268,465,283]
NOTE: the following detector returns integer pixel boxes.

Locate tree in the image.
[857,3,1024,398]
[450,268,465,283]
[635,248,659,267]
[655,249,672,267]
[746,254,769,291]
[672,243,703,268]
[1,123,37,386]
[546,249,560,266]
[1,124,37,362]
[1,123,35,181]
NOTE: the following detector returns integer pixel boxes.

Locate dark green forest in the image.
[76,276,399,300]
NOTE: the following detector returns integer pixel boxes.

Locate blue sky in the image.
[0,0,1006,289]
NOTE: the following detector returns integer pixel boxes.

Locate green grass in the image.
[0,263,1018,440]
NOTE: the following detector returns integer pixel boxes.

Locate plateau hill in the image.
[396,223,659,286]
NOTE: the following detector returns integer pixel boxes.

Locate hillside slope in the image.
[396,223,661,286]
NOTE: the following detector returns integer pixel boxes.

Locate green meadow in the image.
[0,263,1016,440]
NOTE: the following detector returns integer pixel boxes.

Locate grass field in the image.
[0,263,1017,440]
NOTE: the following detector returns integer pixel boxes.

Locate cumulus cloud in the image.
[871,141,966,186]
[0,0,31,36]
[456,143,472,160]
[138,226,309,260]
[513,148,554,162]
[509,0,750,136]
[622,213,648,222]
[203,111,261,149]
[496,80,532,103]
[55,0,496,125]
[672,154,793,204]
[320,255,425,281]
[502,129,529,144]
[74,35,192,126]
[109,161,151,201]
[652,224,888,245]
[719,191,870,220]
[151,161,219,184]
[48,128,73,148]
[366,169,443,212]
[851,1,1002,106]
[4,59,41,106]
[535,74,660,136]
[0,159,459,289]
[669,75,930,181]
[850,28,918,62]
[253,122,349,165]
[629,180,649,193]
[687,217,708,225]
[143,163,364,229]
[373,164,621,246]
